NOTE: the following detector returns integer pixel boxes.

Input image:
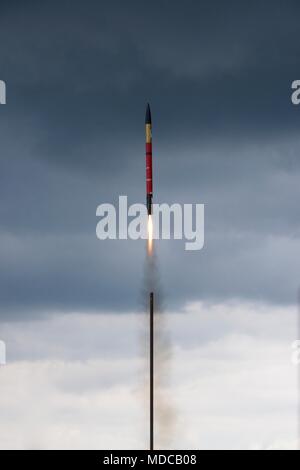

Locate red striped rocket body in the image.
[145,103,153,215]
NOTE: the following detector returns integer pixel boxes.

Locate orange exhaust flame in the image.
[147,215,153,255]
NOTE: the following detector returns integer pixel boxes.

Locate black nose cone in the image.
[145,103,152,124]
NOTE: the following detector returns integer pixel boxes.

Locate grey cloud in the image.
[1,1,300,318]
[0,305,296,449]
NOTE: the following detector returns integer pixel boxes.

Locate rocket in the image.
[145,103,153,215]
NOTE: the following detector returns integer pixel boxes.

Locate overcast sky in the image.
[0,0,299,449]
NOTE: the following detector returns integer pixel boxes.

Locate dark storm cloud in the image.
[1,0,300,157]
[1,0,300,318]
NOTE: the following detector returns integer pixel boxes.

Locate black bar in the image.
[150,292,154,451]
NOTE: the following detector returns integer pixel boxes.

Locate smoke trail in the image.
[140,242,176,449]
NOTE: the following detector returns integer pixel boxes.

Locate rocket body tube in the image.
[145,103,153,215]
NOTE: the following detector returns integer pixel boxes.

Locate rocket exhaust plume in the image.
[147,215,153,255]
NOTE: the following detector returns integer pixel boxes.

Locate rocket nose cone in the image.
[145,103,152,124]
